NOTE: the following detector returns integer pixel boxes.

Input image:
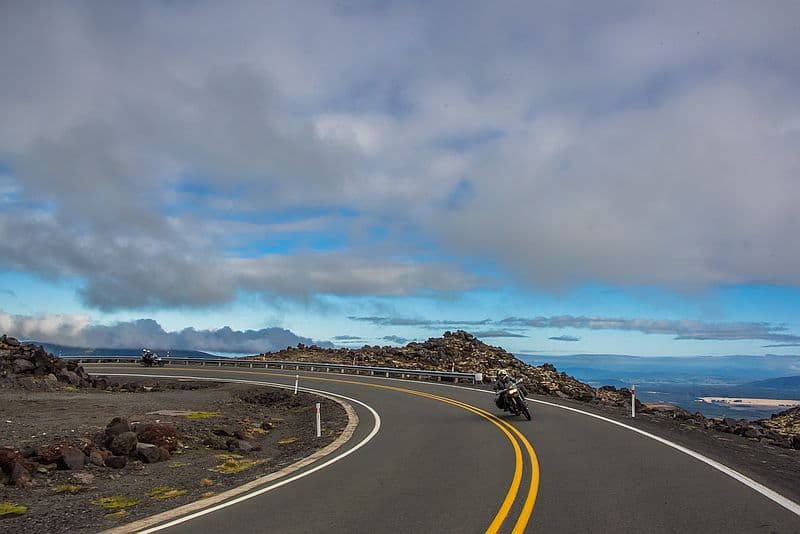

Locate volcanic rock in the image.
[135,442,162,463]
[136,423,180,452]
[109,432,138,456]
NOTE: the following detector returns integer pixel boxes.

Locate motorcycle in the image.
[496,378,532,420]
[140,350,164,367]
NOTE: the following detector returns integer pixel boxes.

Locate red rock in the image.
[136,423,180,451]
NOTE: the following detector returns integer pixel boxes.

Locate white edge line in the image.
[97,373,382,533]
[521,396,800,517]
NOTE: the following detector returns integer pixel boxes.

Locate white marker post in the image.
[294,374,299,395]
[631,384,636,418]
[315,402,321,438]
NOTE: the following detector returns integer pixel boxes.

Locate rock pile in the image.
[0,334,102,390]
[257,330,623,404]
[0,418,179,488]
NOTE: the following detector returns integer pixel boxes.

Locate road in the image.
[88,365,800,534]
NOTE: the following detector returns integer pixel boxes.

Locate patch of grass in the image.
[200,478,214,487]
[200,491,216,499]
[250,427,267,434]
[93,496,141,510]
[146,486,188,500]
[185,412,220,419]
[168,462,190,468]
[269,417,284,423]
[63,385,79,391]
[277,437,298,445]
[210,458,265,474]
[214,453,243,460]
[104,510,129,520]
[0,502,28,518]
[54,484,82,494]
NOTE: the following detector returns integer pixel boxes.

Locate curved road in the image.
[87,365,800,534]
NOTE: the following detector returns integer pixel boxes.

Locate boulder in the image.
[89,449,109,467]
[12,358,35,374]
[105,455,128,469]
[136,423,180,451]
[135,443,161,464]
[58,446,86,470]
[109,432,138,456]
[10,460,33,488]
[105,417,131,441]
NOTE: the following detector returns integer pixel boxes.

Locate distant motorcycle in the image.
[496,378,531,420]
[140,349,164,367]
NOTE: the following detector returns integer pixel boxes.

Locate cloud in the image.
[762,343,800,348]
[1,1,799,312]
[333,335,363,341]
[0,288,15,297]
[501,316,800,343]
[0,310,325,353]
[549,335,581,342]
[382,335,409,345]
[473,330,527,338]
[348,316,492,328]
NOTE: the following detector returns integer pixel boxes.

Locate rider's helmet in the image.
[498,369,508,379]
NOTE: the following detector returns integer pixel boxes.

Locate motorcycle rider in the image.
[141,348,155,366]
[494,369,515,411]
[494,369,529,411]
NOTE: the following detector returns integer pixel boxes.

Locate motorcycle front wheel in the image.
[519,400,531,421]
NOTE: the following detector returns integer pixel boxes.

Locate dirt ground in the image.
[0,378,348,533]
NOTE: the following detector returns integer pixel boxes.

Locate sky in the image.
[0,1,799,357]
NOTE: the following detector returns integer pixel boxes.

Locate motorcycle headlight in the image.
[508,387,517,395]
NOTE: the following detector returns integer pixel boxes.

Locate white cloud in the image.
[0,1,798,311]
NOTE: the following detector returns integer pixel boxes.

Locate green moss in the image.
[93,496,141,509]
[104,510,129,520]
[146,486,188,500]
[0,502,28,517]
[214,453,243,460]
[184,412,220,419]
[54,484,82,494]
[210,458,265,474]
[277,437,298,445]
[168,462,190,468]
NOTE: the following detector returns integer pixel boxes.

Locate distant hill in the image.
[739,376,800,390]
[30,341,217,360]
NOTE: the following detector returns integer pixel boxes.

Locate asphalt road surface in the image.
[87,365,800,534]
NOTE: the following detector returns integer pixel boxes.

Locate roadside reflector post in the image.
[631,384,636,418]
[315,403,321,438]
[294,374,299,395]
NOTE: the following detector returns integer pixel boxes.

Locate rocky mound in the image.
[256,330,634,405]
[0,335,105,390]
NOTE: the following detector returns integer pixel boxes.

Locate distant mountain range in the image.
[740,375,800,390]
[517,353,800,386]
[31,342,217,360]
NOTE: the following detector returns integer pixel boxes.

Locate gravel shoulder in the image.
[0,378,348,533]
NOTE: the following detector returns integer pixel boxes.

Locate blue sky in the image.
[1,1,798,357]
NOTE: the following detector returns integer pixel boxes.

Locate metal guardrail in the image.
[63,356,483,384]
